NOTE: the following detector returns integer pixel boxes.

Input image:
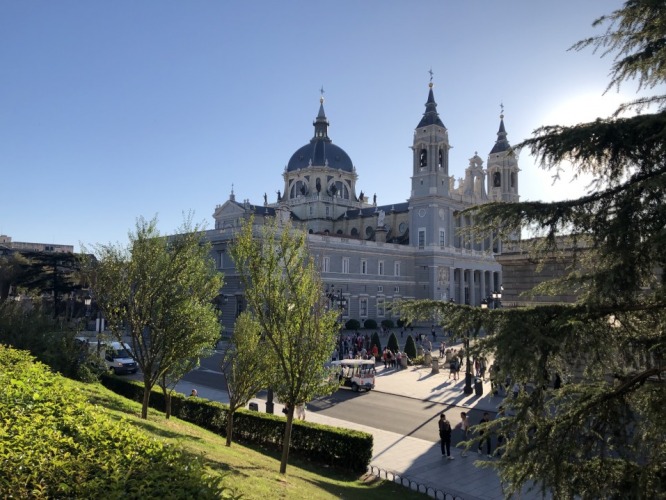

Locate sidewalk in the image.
[175,352,538,500]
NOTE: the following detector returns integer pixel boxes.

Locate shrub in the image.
[370,332,382,359]
[0,346,221,499]
[100,373,373,473]
[387,332,399,353]
[380,319,394,329]
[396,318,410,328]
[363,318,377,329]
[404,335,417,359]
[345,318,360,330]
[0,301,86,380]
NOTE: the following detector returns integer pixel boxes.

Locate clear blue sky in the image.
[1,0,635,252]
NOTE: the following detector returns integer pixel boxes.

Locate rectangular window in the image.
[439,229,446,249]
[377,285,383,293]
[342,257,350,274]
[394,285,400,293]
[378,261,384,276]
[361,259,367,274]
[377,297,385,317]
[325,206,330,217]
[359,298,368,317]
[394,261,401,276]
[323,256,330,273]
[418,228,426,249]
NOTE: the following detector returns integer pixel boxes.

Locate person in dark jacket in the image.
[438,413,454,459]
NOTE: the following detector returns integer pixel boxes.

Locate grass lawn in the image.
[75,381,427,499]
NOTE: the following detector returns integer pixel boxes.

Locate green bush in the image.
[345,318,361,330]
[380,319,394,329]
[404,335,417,359]
[396,318,409,328]
[387,332,399,353]
[363,318,377,329]
[0,346,221,499]
[370,332,382,359]
[0,301,87,380]
[100,373,373,473]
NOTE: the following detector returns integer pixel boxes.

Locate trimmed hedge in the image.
[363,318,377,329]
[0,346,222,499]
[345,318,361,330]
[101,375,373,473]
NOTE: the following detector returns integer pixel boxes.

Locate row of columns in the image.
[449,268,501,306]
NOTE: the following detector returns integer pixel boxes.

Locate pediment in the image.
[213,200,247,220]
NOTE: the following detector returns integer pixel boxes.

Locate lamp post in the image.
[492,289,502,309]
[326,286,347,359]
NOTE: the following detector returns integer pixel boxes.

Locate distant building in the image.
[206,81,520,330]
[0,235,73,254]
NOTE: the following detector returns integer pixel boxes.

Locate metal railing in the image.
[367,465,465,500]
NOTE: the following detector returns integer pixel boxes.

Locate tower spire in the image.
[313,87,330,142]
[417,76,445,128]
[490,104,510,154]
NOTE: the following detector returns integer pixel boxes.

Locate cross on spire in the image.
[428,68,434,82]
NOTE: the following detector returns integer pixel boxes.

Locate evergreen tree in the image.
[387,332,399,353]
[403,3,666,497]
[404,335,417,360]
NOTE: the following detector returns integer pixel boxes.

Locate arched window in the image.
[510,172,516,188]
[419,148,428,168]
[493,172,501,187]
[438,148,443,168]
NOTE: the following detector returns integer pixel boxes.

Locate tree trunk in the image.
[226,409,234,447]
[141,379,152,419]
[279,407,294,474]
[165,391,172,419]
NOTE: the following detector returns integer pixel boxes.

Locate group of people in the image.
[381,347,409,369]
[438,408,503,459]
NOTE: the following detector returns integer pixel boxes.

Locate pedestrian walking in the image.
[477,412,492,457]
[296,403,306,421]
[457,412,471,457]
[438,413,454,459]
[439,341,445,358]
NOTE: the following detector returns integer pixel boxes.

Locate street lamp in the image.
[492,289,502,309]
[326,286,347,358]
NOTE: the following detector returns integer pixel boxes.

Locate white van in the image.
[102,341,138,375]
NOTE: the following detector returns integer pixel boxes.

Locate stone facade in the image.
[206,82,519,331]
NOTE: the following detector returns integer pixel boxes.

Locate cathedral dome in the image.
[287,141,353,172]
[286,96,354,173]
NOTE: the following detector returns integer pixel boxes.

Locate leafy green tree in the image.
[230,216,339,474]
[403,2,666,497]
[222,312,270,447]
[387,332,399,353]
[85,216,223,419]
[404,335,417,360]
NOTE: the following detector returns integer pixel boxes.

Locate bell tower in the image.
[487,107,519,203]
[410,81,451,198]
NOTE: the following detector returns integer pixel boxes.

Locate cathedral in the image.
[207,81,519,330]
